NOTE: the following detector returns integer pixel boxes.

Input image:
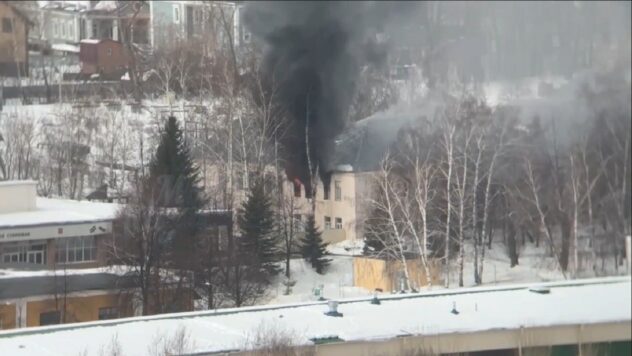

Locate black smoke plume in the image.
[243,1,419,194]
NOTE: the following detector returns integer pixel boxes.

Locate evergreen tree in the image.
[238,178,280,279]
[300,215,331,274]
[149,116,204,210]
[148,116,206,268]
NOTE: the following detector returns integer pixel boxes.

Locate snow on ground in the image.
[264,256,371,305]
[0,277,629,356]
[263,235,627,307]
[446,242,567,289]
[326,239,364,256]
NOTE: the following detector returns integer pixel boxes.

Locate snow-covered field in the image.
[264,256,371,305]
[261,238,629,306]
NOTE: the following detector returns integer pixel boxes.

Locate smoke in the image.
[243,1,421,192]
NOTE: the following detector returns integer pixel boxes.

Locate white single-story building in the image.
[0,181,118,268]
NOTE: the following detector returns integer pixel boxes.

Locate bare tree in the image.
[0,111,37,180]
[110,177,171,315]
[439,107,456,287]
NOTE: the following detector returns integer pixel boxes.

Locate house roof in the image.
[0,276,628,355]
[334,95,445,172]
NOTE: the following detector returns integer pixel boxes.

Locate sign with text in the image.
[0,221,112,242]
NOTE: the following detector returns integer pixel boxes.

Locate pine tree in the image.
[300,215,331,274]
[149,116,204,211]
[238,178,280,279]
[148,116,206,268]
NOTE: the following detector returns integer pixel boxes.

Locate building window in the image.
[61,20,67,38]
[173,5,181,24]
[293,181,301,198]
[39,311,61,326]
[68,21,74,39]
[1,243,46,265]
[107,48,112,56]
[335,217,342,230]
[98,307,119,320]
[324,216,331,230]
[53,21,59,37]
[2,18,12,33]
[334,180,341,201]
[56,236,97,264]
[323,184,330,200]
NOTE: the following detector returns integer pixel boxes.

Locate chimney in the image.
[0,180,37,214]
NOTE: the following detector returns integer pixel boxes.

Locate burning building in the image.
[243,1,421,196]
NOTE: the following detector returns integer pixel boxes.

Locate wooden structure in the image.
[353,256,442,292]
[79,38,127,79]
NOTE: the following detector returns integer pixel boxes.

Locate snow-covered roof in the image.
[0,180,37,187]
[0,265,128,280]
[51,43,80,53]
[0,277,628,355]
[79,39,101,44]
[0,198,118,229]
[93,0,117,11]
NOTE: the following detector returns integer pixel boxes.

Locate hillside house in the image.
[79,38,127,78]
[0,1,31,77]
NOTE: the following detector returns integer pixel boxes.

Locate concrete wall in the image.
[0,291,132,330]
[232,322,631,356]
[290,171,373,242]
[0,181,37,214]
[25,293,126,327]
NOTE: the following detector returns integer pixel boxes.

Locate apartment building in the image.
[14,1,149,50]
[148,1,248,52]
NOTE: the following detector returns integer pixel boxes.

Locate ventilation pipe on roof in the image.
[370,290,381,305]
[451,301,459,315]
[324,300,343,317]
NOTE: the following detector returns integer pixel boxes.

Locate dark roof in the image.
[334,96,445,172]
[0,273,136,300]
